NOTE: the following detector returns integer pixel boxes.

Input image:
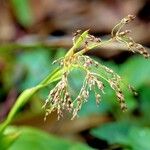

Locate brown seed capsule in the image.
[88,35,95,41]
[119,30,131,36]
[85,40,88,45]
[128,14,135,21]
[96,94,101,106]
[128,85,138,96]
[129,42,134,47]
[96,38,101,43]
[123,15,135,23]
[135,44,150,58]
[120,103,127,112]
[97,81,104,91]
[125,30,131,34]
[117,92,124,101]
[73,29,82,36]
[118,31,125,36]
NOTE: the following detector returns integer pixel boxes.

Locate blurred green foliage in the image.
[91,122,150,150]
[16,49,53,89]
[11,0,33,27]
[0,47,150,149]
[0,127,92,150]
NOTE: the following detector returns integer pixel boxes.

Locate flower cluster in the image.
[71,71,105,120]
[42,72,74,120]
[112,15,150,58]
[43,15,149,120]
[78,55,127,112]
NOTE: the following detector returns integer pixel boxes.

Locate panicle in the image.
[113,15,150,58]
[43,73,74,120]
[43,15,149,120]
[122,14,135,24]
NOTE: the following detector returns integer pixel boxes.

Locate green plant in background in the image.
[0,15,149,135]
[0,126,92,150]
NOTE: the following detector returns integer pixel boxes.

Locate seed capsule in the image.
[95,94,101,106]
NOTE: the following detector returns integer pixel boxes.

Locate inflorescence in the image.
[43,15,149,120]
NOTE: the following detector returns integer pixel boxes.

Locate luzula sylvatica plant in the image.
[42,15,149,120]
[0,15,149,133]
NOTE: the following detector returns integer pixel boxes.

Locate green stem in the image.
[0,68,63,133]
[65,30,89,58]
[75,38,113,56]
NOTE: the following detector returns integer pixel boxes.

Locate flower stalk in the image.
[43,15,150,120]
[0,15,149,133]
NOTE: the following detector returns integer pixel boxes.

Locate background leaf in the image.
[10,0,34,27]
[120,56,150,88]
[7,127,92,150]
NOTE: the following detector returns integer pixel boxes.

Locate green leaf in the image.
[16,49,53,90]
[73,30,89,49]
[91,121,131,145]
[128,128,150,150]
[120,56,150,88]
[91,122,150,150]
[0,86,45,133]
[0,130,19,150]
[138,86,150,124]
[65,30,89,58]
[6,127,92,150]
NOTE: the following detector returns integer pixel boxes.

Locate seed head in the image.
[43,15,149,120]
[95,94,101,106]
[123,14,135,24]
[118,30,131,36]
